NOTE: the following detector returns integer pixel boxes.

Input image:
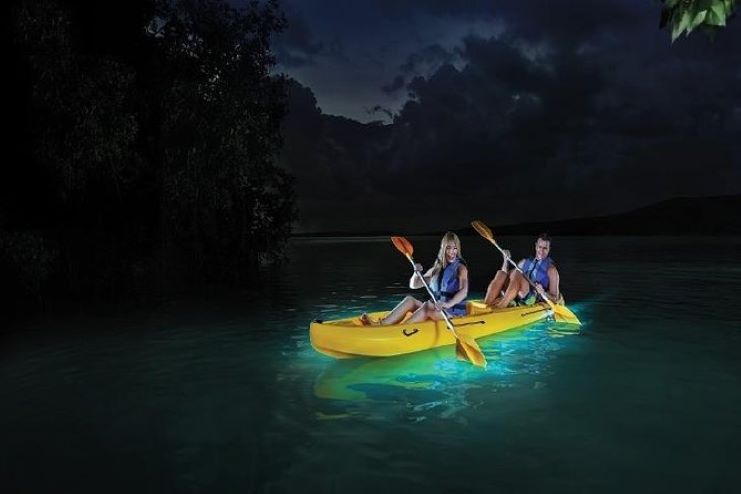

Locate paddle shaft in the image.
[485,238,559,310]
[404,255,459,336]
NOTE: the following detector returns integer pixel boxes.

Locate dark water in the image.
[2,236,741,493]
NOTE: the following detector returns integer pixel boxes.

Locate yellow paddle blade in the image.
[471,220,494,242]
[455,342,468,362]
[390,236,413,257]
[456,334,487,368]
[553,304,582,325]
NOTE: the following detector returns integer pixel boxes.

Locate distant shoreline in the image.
[292,194,741,237]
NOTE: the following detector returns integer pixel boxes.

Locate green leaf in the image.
[710,4,730,20]
[706,5,726,24]
[691,9,708,29]
[673,10,693,40]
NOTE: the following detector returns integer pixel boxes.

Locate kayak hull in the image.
[310,299,553,358]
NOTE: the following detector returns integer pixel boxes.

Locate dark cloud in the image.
[370,0,642,49]
[400,44,456,73]
[279,79,391,201]
[374,0,496,18]
[366,105,394,121]
[326,36,350,63]
[381,75,405,94]
[497,0,643,46]
[283,16,324,55]
[276,1,741,232]
[274,15,325,67]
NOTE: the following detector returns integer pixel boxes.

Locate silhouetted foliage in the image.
[2,0,295,316]
[148,0,294,275]
[660,0,737,41]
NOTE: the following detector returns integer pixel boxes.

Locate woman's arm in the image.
[409,264,438,289]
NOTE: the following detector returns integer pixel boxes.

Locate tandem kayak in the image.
[310,299,556,359]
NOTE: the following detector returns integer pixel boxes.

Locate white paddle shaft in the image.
[405,255,458,335]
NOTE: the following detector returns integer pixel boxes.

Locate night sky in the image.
[269,0,741,233]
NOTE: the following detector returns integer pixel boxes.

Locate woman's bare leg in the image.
[485,270,509,306]
[378,295,423,325]
[405,300,443,323]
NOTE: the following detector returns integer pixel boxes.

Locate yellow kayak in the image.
[310,299,555,359]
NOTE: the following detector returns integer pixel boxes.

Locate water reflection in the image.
[311,316,583,421]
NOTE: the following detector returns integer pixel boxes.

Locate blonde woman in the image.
[361,232,469,325]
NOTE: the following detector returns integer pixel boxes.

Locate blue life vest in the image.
[433,257,467,315]
[520,257,554,290]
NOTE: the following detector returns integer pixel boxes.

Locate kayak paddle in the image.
[470,220,582,325]
[390,236,487,368]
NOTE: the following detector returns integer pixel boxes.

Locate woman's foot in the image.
[359,313,380,326]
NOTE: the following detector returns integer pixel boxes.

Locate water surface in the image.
[2,236,741,492]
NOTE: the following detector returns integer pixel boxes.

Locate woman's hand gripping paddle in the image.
[470,220,582,325]
[390,236,487,367]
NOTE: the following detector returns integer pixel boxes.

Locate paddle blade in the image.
[455,341,468,362]
[456,334,487,368]
[471,220,494,242]
[553,304,582,325]
[390,236,414,257]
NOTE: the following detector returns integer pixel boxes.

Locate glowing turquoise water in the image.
[2,236,740,492]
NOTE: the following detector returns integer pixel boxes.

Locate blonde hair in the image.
[434,231,462,270]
